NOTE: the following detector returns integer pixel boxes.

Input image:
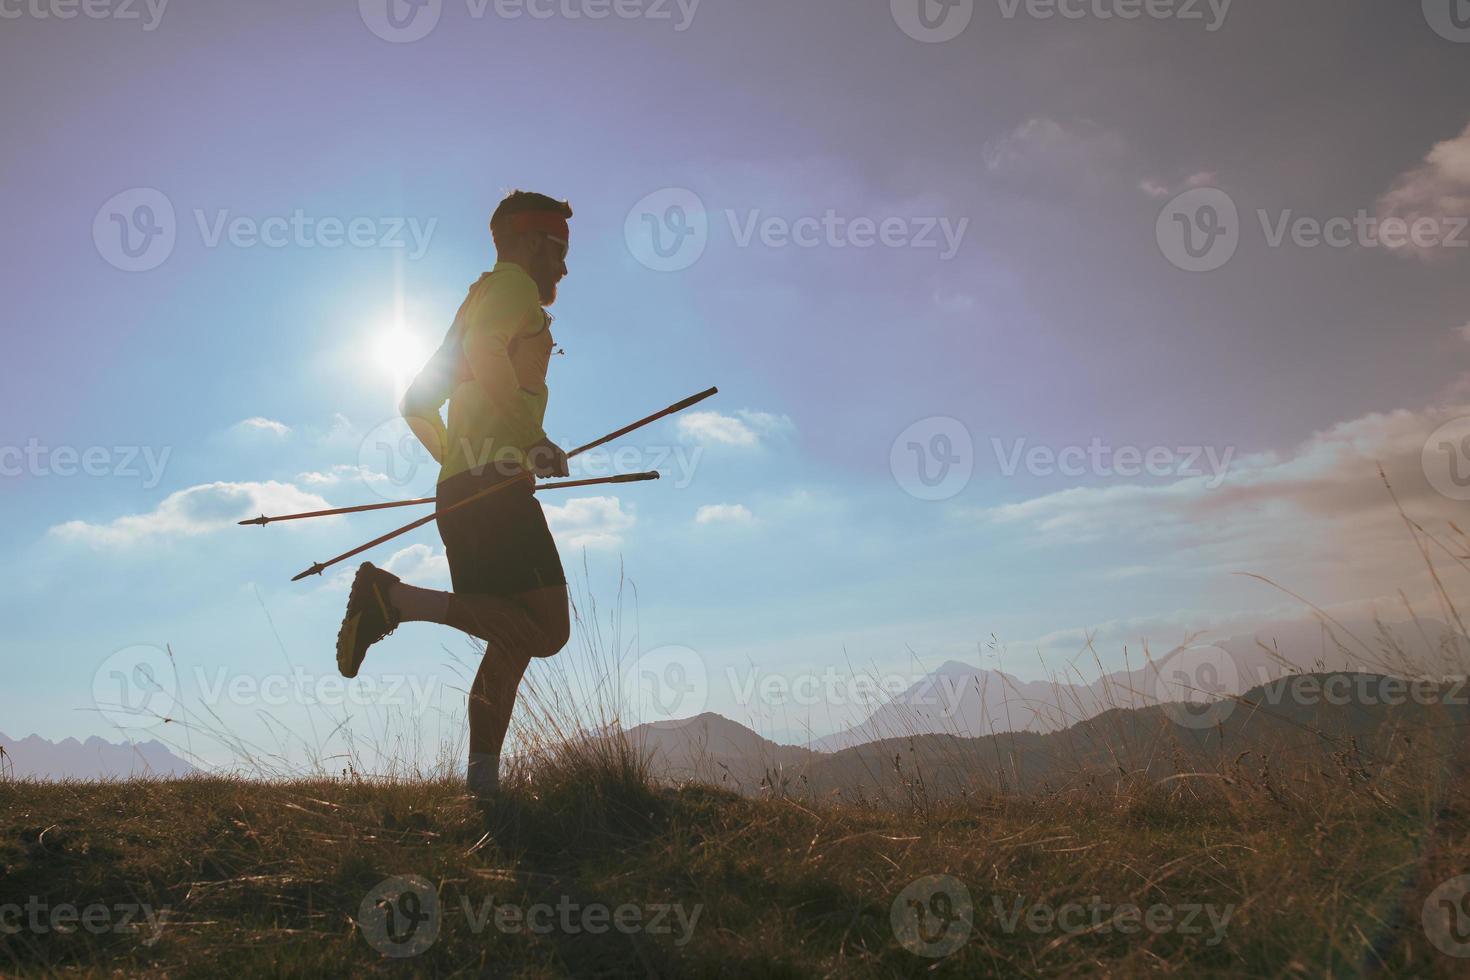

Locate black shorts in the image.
[436,468,567,597]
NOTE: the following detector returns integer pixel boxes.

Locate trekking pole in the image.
[287,386,717,581]
[240,471,659,526]
[249,387,717,527]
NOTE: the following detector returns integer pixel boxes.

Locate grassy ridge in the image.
[4,739,1469,978]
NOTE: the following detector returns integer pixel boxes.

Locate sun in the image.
[371,323,431,394]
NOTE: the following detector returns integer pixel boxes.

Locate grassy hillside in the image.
[5,719,1470,977]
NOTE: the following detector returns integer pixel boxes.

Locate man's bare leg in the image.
[389,581,570,797]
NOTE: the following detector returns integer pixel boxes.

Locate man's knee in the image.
[526,586,570,656]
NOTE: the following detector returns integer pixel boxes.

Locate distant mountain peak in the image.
[0,732,196,780]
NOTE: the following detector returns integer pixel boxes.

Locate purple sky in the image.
[3,0,1469,764]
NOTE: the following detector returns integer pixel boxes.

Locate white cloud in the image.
[49,481,332,547]
[696,503,755,525]
[978,400,1470,599]
[381,543,451,587]
[984,117,1131,196]
[1376,121,1470,263]
[677,409,795,448]
[543,496,634,550]
[1139,171,1219,200]
[234,417,292,437]
[297,464,391,487]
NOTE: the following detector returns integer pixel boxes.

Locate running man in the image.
[334,190,574,804]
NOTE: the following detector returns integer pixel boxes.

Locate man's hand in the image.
[526,437,569,479]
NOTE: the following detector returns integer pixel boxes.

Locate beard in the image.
[536,277,558,305]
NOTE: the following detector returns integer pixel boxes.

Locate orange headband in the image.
[506,211,570,244]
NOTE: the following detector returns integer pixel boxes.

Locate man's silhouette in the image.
[335,190,574,805]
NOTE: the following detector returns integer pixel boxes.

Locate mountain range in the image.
[0,732,196,780]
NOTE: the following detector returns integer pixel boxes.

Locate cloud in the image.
[1375,121,1470,263]
[297,464,391,487]
[983,117,1132,196]
[381,543,451,587]
[1139,171,1219,200]
[49,481,332,547]
[543,496,634,550]
[233,417,292,437]
[978,400,1470,598]
[696,503,755,525]
[677,410,795,448]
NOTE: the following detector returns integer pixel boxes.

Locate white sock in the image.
[467,751,499,799]
[389,582,450,624]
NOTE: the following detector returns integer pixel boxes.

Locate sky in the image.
[3,0,1470,767]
